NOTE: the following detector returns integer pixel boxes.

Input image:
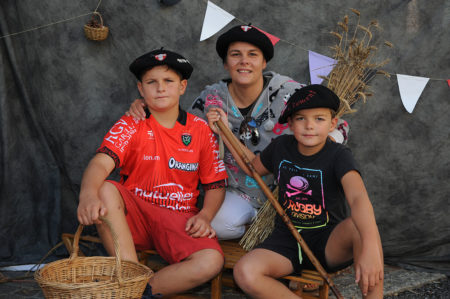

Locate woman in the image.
[127,25,348,240]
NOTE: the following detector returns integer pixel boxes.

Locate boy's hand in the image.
[355,245,384,296]
[77,193,107,225]
[206,108,228,135]
[185,213,216,238]
[125,98,146,121]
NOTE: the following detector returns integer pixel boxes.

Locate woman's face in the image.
[224,41,267,87]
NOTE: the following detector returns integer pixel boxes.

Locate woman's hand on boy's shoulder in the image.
[125,98,146,121]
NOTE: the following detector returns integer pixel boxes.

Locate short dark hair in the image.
[216,25,274,63]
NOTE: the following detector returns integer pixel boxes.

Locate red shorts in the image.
[109,181,223,264]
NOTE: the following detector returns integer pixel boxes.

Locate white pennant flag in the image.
[397,74,429,113]
[200,1,235,41]
[308,51,336,84]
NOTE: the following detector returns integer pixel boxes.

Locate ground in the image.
[0,265,448,298]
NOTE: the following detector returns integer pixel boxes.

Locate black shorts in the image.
[256,223,353,274]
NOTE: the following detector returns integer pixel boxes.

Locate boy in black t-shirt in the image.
[207,84,384,298]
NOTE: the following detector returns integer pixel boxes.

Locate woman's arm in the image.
[125,98,146,120]
[206,108,270,177]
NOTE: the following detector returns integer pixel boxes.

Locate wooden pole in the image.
[215,119,343,299]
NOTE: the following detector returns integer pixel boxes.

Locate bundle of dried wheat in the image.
[323,8,393,118]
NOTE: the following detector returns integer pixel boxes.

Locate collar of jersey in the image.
[145,106,187,126]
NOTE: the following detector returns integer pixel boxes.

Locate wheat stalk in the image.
[322,9,393,118]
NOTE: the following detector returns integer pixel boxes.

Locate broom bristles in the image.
[239,188,278,251]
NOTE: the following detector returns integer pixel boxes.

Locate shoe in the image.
[141,284,162,299]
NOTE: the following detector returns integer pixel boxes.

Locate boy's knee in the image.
[98,182,122,206]
[191,249,224,278]
[233,259,257,289]
[333,218,360,242]
[98,181,116,197]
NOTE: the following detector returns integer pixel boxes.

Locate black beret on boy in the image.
[278,84,340,124]
[129,48,193,80]
[216,25,274,62]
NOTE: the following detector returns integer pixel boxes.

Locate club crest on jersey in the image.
[241,25,252,32]
[181,133,192,146]
[154,54,167,61]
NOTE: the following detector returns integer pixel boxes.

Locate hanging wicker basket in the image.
[84,11,109,41]
[35,219,153,299]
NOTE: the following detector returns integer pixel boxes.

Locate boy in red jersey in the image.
[77,49,228,298]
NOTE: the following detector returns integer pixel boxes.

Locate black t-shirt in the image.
[260,135,360,229]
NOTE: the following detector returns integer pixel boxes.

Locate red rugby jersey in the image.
[97,110,227,213]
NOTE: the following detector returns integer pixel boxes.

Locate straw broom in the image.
[240,9,392,251]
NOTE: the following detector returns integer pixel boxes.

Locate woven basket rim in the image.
[34,256,152,283]
[84,24,108,30]
[34,220,153,297]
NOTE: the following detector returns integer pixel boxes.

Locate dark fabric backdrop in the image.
[1,0,449,274]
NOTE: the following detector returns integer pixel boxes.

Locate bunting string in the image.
[0,13,92,39]
[0,0,103,40]
[198,1,448,113]
[0,0,447,113]
[0,0,446,83]
[198,0,447,83]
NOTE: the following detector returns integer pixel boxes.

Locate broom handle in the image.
[215,119,343,299]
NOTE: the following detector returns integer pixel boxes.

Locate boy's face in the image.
[137,65,187,113]
[288,107,338,156]
[224,41,267,87]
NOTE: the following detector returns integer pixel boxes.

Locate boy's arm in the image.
[341,170,384,295]
[77,153,116,225]
[185,185,226,238]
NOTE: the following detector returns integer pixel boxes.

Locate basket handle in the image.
[92,11,104,27]
[70,217,124,285]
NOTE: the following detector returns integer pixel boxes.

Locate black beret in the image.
[129,48,193,80]
[278,85,340,124]
[216,25,274,62]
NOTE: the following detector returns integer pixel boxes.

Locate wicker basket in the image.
[84,12,109,41]
[35,220,153,299]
